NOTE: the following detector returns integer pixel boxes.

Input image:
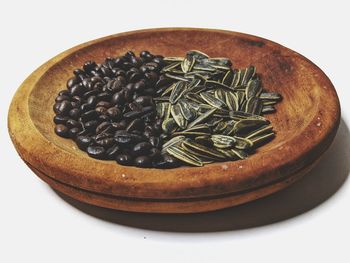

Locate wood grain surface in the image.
[8,28,340,212]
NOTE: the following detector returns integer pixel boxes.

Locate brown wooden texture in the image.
[8,28,340,212]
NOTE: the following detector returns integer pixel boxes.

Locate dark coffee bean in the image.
[66,119,80,128]
[116,154,133,165]
[149,147,161,160]
[107,107,121,120]
[83,89,99,99]
[134,80,146,92]
[125,51,135,58]
[145,72,158,85]
[96,101,111,108]
[134,156,151,167]
[83,61,97,73]
[153,56,163,65]
[57,100,72,115]
[76,136,92,150]
[95,106,108,115]
[114,69,126,77]
[123,110,142,119]
[86,96,97,107]
[99,114,110,122]
[128,102,142,112]
[87,146,106,159]
[111,91,125,105]
[139,65,149,73]
[84,120,98,131]
[54,115,69,125]
[140,50,154,61]
[70,84,86,96]
[106,144,120,159]
[133,142,152,156]
[55,124,69,138]
[154,153,180,168]
[80,103,92,112]
[82,78,92,89]
[143,88,155,96]
[125,83,134,92]
[67,77,80,89]
[134,96,153,106]
[97,92,111,101]
[55,95,70,103]
[96,137,114,148]
[69,108,81,120]
[143,130,152,139]
[114,130,133,144]
[129,72,142,83]
[126,118,144,132]
[163,153,180,167]
[81,110,98,122]
[69,127,81,138]
[114,57,125,67]
[124,89,133,102]
[111,120,127,130]
[71,95,83,103]
[53,102,62,114]
[149,136,160,148]
[96,121,111,134]
[155,75,173,88]
[71,101,81,108]
[101,66,113,77]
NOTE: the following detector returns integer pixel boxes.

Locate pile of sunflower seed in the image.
[155,50,282,166]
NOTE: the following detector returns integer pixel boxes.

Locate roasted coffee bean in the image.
[55,95,71,103]
[69,127,80,138]
[111,91,125,105]
[75,136,92,150]
[123,110,142,119]
[126,118,144,132]
[69,108,81,120]
[83,90,99,99]
[70,84,86,96]
[107,107,121,120]
[149,147,161,160]
[81,110,98,122]
[134,96,153,106]
[145,72,158,85]
[124,88,134,102]
[57,100,72,115]
[55,124,69,138]
[116,154,133,165]
[114,130,133,144]
[134,80,146,92]
[66,119,80,128]
[97,92,111,101]
[133,142,152,156]
[106,144,120,159]
[125,83,135,92]
[128,102,142,112]
[54,115,69,125]
[114,69,126,77]
[87,146,106,159]
[95,106,107,115]
[67,77,80,89]
[82,79,92,89]
[96,101,111,108]
[134,156,152,167]
[83,61,97,73]
[84,120,98,131]
[111,120,127,130]
[99,114,110,122]
[96,122,111,134]
[149,136,160,148]
[96,138,114,148]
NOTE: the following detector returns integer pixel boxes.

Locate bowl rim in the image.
[8,27,341,199]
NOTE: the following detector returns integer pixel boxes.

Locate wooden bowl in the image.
[8,28,340,213]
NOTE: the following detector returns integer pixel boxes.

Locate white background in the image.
[1,0,349,262]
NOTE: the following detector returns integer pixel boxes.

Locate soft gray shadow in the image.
[54,118,350,232]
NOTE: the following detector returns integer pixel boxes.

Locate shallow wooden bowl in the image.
[8,28,340,213]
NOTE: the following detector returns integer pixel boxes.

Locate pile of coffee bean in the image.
[53,51,180,168]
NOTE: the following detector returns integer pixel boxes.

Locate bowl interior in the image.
[29,29,319,158]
